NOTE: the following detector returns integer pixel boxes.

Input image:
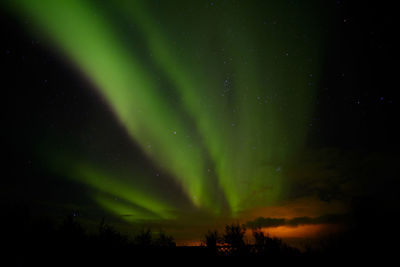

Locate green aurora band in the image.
[5,0,326,222]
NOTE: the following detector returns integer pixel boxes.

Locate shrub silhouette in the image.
[204,230,221,255]
[59,214,86,239]
[1,208,315,264]
[154,230,176,247]
[223,223,247,255]
[98,217,128,248]
[252,227,281,255]
[253,227,267,246]
[251,226,302,259]
[134,228,153,247]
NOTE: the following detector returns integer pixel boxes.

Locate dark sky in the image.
[1,0,399,243]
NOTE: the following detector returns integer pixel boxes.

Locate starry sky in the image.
[1,0,398,244]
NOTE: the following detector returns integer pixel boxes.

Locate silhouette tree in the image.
[134,228,153,247]
[204,230,221,255]
[252,227,273,254]
[98,217,127,248]
[251,226,299,257]
[58,214,86,241]
[223,223,247,255]
[154,230,176,247]
[252,227,267,246]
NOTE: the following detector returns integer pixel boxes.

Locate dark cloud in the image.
[246,213,349,229]
[246,217,286,228]
[285,148,399,205]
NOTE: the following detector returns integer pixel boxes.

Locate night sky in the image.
[1,0,398,244]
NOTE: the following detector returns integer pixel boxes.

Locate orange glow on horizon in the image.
[177,241,203,246]
[260,223,345,239]
[241,197,349,220]
[176,223,346,246]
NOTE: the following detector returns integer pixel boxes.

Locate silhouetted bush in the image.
[223,223,248,255]
[153,230,176,247]
[134,228,153,247]
[223,223,246,247]
[98,217,128,248]
[3,208,368,265]
[204,230,221,255]
[58,215,86,240]
[251,227,287,256]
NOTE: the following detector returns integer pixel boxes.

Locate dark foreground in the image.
[1,213,397,266]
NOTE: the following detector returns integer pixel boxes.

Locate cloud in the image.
[246,217,286,228]
[285,148,399,205]
[246,213,348,228]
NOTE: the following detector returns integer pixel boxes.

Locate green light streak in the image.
[8,0,219,211]
[5,0,325,220]
[75,164,176,220]
[112,1,321,213]
[44,153,178,220]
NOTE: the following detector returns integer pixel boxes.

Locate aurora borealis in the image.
[2,0,399,246]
